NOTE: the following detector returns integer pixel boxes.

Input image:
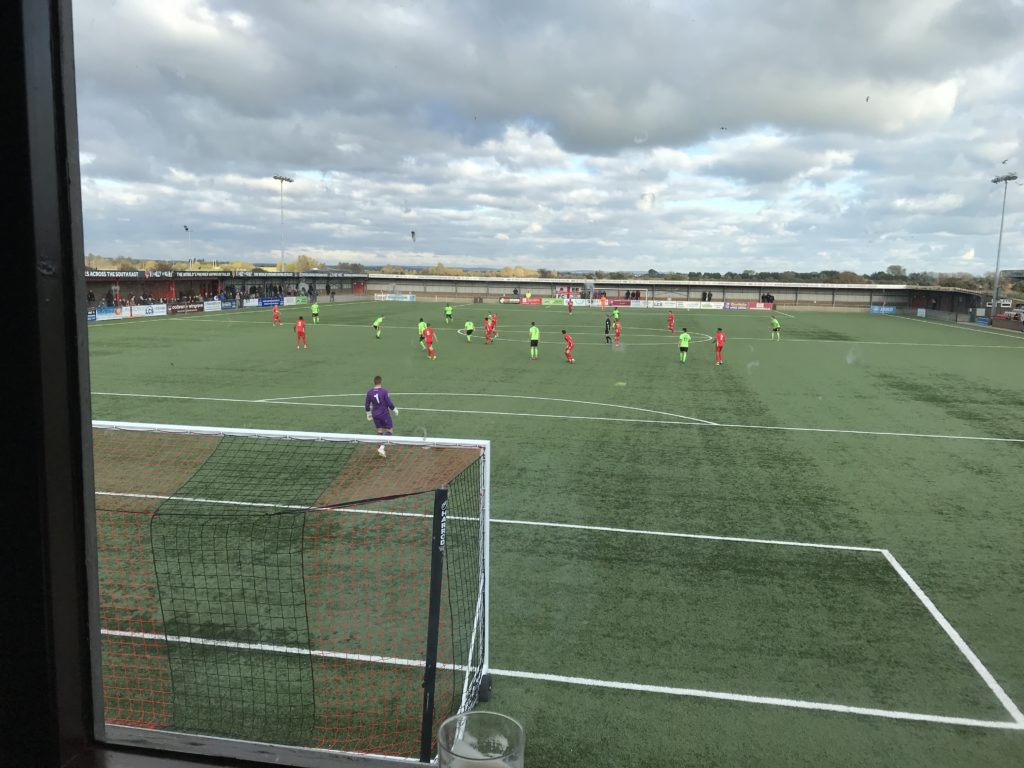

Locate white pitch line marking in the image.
[489,517,882,552]
[885,313,1024,342]
[96,490,873,552]
[264,391,718,426]
[728,337,1024,349]
[94,392,702,427]
[96,491,432,521]
[100,628,438,670]
[96,628,1023,732]
[713,421,1024,444]
[487,668,1024,731]
[92,391,1024,443]
[882,550,1024,725]
[96,492,1023,730]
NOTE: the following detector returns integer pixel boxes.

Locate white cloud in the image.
[893,193,965,212]
[71,0,1024,273]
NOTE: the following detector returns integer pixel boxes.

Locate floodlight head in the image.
[273,175,294,183]
[992,173,1018,184]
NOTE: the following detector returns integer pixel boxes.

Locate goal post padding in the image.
[93,421,489,762]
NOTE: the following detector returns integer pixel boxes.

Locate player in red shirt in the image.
[667,311,675,332]
[567,297,574,314]
[562,330,575,363]
[613,319,622,346]
[714,327,726,365]
[423,323,437,359]
[491,312,498,332]
[294,316,307,349]
[273,304,281,326]
[484,314,495,344]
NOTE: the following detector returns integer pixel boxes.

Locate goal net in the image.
[93,421,490,764]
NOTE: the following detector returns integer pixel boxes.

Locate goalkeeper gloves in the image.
[366,412,372,421]
[392,408,399,416]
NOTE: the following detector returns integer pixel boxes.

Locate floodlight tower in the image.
[273,175,294,273]
[990,173,1017,316]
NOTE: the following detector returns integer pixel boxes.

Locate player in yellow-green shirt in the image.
[464,320,474,342]
[770,315,781,340]
[529,321,540,359]
[310,302,320,324]
[444,303,454,324]
[417,318,428,349]
[678,328,691,363]
[373,316,384,338]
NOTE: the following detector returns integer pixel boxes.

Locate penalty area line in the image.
[97,489,872,548]
[488,668,1024,732]
[96,490,874,551]
[882,550,1024,725]
[490,517,882,553]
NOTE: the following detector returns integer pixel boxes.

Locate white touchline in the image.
[713,422,1024,444]
[728,337,1024,349]
[882,550,1024,725]
[92,391,1024,443]
[885,313,1024,342]
[95,627,1023,732]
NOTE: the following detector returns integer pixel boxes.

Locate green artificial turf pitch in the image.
[89,301,1024,767]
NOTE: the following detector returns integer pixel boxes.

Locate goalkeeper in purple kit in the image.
[365,375,398,457]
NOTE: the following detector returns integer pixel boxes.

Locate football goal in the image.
[91,421,490,766]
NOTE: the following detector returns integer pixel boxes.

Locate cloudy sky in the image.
[72,0,1024,273]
